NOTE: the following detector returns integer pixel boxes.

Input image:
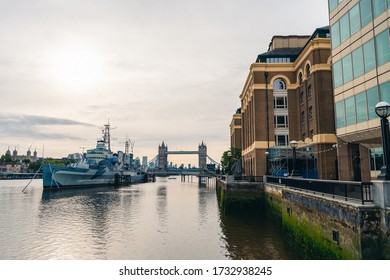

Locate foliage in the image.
[221,147,241,174]
[43,158,74,167]
[0,152,15,163]
[28,161,42,172]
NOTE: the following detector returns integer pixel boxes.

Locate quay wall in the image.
[216,178,390,259]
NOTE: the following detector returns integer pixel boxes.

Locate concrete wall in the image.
[265,182,386,259]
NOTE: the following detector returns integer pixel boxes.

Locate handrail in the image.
[266,176,373,205]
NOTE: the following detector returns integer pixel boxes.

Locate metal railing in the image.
[233,175,264,182]
[266,176,373,205]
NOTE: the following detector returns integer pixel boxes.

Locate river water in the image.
[0,176,299,260]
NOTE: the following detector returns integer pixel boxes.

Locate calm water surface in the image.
[0,176,299,260]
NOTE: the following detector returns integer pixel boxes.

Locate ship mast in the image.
[100,120,116,152]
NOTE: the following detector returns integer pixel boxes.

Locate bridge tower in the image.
[158,141,168,170]
[198,141,207,169]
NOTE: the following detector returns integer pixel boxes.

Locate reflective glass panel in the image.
[340,13,350,43]
[380,81,390,103]
[367,86,379,119]
[331,22,340,49]
[336,101,345,128]
[342,54,353,83]
[349,4,361,35]
[355,91,368,123]
[375,29,390,66]
[360,0,373,27]
[363,39,376,73]
[345,96,356,125]
[352,47,364,78]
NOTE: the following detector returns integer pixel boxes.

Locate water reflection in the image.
[0,178,299,259]
[220,214,300,260]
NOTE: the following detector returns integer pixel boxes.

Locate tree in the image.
[221,147,241,175]
[0,151,14,163]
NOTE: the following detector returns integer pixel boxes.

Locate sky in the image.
[0,0,330,166]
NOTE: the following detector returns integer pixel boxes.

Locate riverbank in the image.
[216,177,390,259]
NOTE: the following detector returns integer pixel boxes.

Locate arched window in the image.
[273,78,286,90]
[298,72,303,85]
[306,64,311,77]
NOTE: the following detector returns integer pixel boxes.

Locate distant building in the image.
[158,142,168,169]
[142,156,148,167]
[230,108,242,150]
[198,142,207,168]
[328,0,390,181]
[7,147,39,163]
[236,27,337,179]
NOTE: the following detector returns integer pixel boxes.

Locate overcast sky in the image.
[0,0,330,165]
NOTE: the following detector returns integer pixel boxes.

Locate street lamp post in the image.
[375,101,390,180]
[290,140,300,177]
[265,151,270,175]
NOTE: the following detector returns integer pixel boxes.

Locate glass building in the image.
[329,0,390,180]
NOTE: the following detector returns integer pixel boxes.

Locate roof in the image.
[255,26,330,63]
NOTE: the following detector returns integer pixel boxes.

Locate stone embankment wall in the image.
[216,178,390,259]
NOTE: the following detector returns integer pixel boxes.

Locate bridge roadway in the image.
[165,151,199,155]
[149,168,217,178]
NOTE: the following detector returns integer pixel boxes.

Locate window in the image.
[349,4,361,36]
[355,91,368,123]
[299,72,303,85]
[367,86,379,119]
[375,29,390,66]
[380,81,390,103]
[274,96,288,108]
[336,101,345,128]
[372,0,387,19]
[300,91,304,104]
[352,47,364,79]
[302,132,306,140]
[308,85,312,98]
[370,147,384,171]
[340,13,350,43]
[274,115,288,128]
[329,0,338,12]
[360,0,373,27]
[342,54,353,83]
[276,135,289,146]
[310,129,314,138]
[345,96,356,125]
[331,22,341,49]
[301,111,305,123]
[333,60,343,88]
[363,39,376,73]
[274,78,286,90]
[309,106,313,119]
[306,64,311,77]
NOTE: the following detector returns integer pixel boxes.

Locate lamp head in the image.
[290,140,298,149]
[375,101,390,118]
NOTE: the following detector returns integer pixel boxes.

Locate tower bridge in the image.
[148,141,219,173]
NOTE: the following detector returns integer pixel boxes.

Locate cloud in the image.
[0,114,94,140]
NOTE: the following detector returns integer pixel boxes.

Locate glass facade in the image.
[335,84,385,128]
[330,0,388,49]
[355,92,368,123]
[342,54,353,83]
[332,29,390,89]
[380,81,390,102]
[349,4,361,35]
[352,47,364,78]
[376,29,390,66]
[336,101,345,128]
[345,96,356,125]
[363,39,376,72]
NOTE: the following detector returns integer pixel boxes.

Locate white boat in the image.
[42,123,148,190]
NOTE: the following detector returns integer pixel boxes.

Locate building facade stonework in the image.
[235,27,337,179]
